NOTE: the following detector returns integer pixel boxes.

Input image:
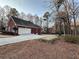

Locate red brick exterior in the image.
[8,18,15,31]
[31,28,41,34]
[8,17,41,35]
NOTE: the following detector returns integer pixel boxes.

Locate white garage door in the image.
[18,28,31,35]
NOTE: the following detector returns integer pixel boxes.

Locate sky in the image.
[0,0,49,16]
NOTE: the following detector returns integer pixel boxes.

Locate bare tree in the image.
[63,0,79,35]
[34,15,39,25]
[4,5,11,16]
[27,13,33,22]
[19,12,27,20]
[48,0,79,35]
[50,0,65,35]
[43,11,50,33]
[69,0,79,35]
[62,0,72,34]
[9,8,19,17]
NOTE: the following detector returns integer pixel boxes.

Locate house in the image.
[7,16,41,35]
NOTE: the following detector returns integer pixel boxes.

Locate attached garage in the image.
[18,27,31,35]
[7,16,41,35]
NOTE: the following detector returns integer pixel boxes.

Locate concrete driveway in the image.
[0,35,14,38]
[0,34,57,46]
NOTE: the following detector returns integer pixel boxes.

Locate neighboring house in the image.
[7,16,41,35]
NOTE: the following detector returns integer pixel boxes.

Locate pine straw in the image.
[0,39,79,59]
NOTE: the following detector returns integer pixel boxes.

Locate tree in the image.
[4,5,11,16]
[9,8,19,17]
[62,0,71,35]
[46,0,79,35]
[69,0,79,35]
[62,0,79,35]
[34,15,39,25]
[19,12,27,20]
[1,18,6,32]
[0,7,5,18]
[50,0,65,35]
[27,13,33,22]
[56,11,71,35]
[39,17,43,27]
[43,12,50,33]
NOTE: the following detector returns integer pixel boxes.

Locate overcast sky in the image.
[0,0,49,16]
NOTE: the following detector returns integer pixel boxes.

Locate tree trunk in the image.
[73,14,77,35]
[72,0,77,35]
[63,0,71,35]
[47,18,49,33]
[63,22,66,36]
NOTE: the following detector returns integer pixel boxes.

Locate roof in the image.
[11,16,40,28]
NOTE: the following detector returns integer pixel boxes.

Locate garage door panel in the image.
[19,28,31,35]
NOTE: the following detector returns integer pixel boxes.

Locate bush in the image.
[64,35,79,44]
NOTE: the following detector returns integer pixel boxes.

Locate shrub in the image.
[64,35,79,44]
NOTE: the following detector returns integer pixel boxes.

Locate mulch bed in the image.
[0,39,79,59]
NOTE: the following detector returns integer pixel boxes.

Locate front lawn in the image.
[0,39,79,59]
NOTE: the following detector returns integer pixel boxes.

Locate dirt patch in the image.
[0,39,79,59]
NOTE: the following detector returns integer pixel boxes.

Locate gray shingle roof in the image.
[11,16,40,28]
